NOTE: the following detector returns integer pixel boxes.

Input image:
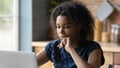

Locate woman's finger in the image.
[57,40,64,49]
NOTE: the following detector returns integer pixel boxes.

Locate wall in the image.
[32,0,120,41]
[77,0,120,18]
[32,0,49,41]
[79,0,120,42]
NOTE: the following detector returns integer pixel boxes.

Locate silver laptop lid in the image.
[0,50,38,68]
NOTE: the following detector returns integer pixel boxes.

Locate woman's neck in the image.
[70,37,81,49]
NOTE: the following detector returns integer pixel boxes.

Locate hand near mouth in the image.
[57,37,74,53]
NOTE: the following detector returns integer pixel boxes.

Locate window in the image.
[0,0,19,51]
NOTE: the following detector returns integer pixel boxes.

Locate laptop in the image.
[0,50,38,68]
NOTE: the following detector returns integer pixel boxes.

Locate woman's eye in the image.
[56,25,72,29]
[63,25,71,28]
[56,25,60,28]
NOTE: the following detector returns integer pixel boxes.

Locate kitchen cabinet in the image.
[114,53,120,65]
[100,42,120,68]
[100,52,113,68]
[32,41,120,68]
[101,52,120,68]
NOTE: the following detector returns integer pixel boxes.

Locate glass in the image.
[101,19,111,42]
[0,0,13,15]
[111,24,120,43]
[0,18,13,50]
[0,18,13,28]
[0,0,17,50]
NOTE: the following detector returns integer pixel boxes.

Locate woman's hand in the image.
[57,37,74,53]
[58,38,101,68]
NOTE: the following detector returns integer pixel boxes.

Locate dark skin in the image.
[37,15,102,68]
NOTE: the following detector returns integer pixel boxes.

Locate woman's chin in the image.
[59,37,63,40]
[59,36,64,40]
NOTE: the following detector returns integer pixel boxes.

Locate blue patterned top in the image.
[45,39,104,68]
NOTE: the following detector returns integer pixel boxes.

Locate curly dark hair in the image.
[50,1,94,40]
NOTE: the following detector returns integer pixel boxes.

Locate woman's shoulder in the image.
[44,39,61,62]
[49,39,61,45]
[46,39,61,48]
[85,40,105,66]
[84,40,101,48]
[50,39,61,43]
[83,40,103,54]
[81,40,102,54]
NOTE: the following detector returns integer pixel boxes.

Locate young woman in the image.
[37,1,104,68]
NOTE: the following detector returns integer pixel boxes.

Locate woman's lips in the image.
[60,36,64,38]
[59,36,67,39]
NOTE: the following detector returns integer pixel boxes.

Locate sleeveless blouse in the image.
[45,39,104,68]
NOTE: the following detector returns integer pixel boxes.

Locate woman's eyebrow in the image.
[63,23,72,25]
[56,23,72,25]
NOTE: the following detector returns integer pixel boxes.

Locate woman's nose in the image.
[58,28,64,33]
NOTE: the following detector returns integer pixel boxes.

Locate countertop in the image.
[99,42,120,52]
[32,41,120,52]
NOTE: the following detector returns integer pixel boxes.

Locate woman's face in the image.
[56,15,79,40]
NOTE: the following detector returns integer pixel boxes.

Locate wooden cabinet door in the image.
[114,52,120,65]
[114,65,120,68]
[101,52,113,68]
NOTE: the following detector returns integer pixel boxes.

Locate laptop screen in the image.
[0,50,38,68]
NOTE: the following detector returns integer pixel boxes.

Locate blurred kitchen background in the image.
[1,0,120,68]
[32,0,120,68]
[33,0,120,42]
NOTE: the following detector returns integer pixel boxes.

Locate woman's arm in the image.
[88,49,101,68]
[36,48,49,66]
[69,48,101,68]
[58,37,101,68]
